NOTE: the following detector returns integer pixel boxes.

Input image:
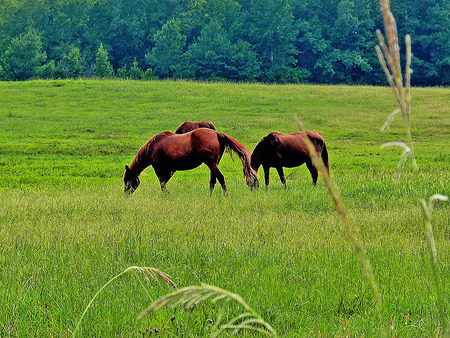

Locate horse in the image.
[124,128,258,195]
[175,121,216,134]
[250,131,329,188]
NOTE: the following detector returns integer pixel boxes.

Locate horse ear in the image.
[125,165,130,171]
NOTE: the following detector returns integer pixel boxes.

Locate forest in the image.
[0,0,448,85]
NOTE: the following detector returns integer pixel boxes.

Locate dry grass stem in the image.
[377,0,417,178]
[138,283,277,336]
[420,195,448,331]
[381,142,412,181]
[377,0,447,333]
[72,266,176,337]
[296,119,384,332]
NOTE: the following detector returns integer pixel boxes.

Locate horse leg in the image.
[159,180,170,194]
[207,164,227,195]
[209,171,217,196]
[156,169,173,194]
[306,160,318,186]
[263,165,270,188]
[276,166,287,189]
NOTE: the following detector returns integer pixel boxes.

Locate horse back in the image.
[175,121,216,134]
[189,128,221,152]
[154,128,221,166]
[279,131,324,150]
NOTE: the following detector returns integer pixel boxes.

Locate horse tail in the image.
[306,131,329,177]
[321,142,330,176]
[217,133,258,184]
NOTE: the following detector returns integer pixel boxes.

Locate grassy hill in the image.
[1,80,449,336]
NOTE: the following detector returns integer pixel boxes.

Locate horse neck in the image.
[129,145,152,175]
[250,153,261,171]
[250,141,265,171]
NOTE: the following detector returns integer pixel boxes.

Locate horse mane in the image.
[175,121,216,134]
[131,131,174,173]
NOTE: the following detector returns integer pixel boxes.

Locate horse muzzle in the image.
[124,184,136,195]
[247,178,259,191]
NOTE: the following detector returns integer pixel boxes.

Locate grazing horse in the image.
[175,121,216,134]
[124,128,258,195]
[251,131,329,188]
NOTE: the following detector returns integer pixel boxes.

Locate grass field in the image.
[1,79,449,337]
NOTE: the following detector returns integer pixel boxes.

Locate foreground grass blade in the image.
[421,195,449,331]
[376,0,418,176]
[296,119,384,333]
[377,1,448,334]
[138,283,277,336]
[72,266,176,337]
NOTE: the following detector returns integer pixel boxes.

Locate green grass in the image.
[0,79,449,336]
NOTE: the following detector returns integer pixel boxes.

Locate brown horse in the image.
[251,131,329,188]
[124,128,258,195]
[175,121,216,134]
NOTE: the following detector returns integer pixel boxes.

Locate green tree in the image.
[2,28,47,80]
[0,0,446,84]
[394,0,450,85]
[128,58,144,79]
[188,20,260,81]
[428,0,450,85]
[0,64,6,80]
[293,0,377,84]
[243,0,298,82]
[95,43,114,77]
[146,19,191,78]
[325,0,374,83]
[56,46,84,78]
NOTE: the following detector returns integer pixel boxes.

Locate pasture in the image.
[0,79,449,336]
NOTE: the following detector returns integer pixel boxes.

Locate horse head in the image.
[246,169,260,191]
[123,165,140,195]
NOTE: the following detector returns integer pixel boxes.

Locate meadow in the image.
[0,79,449,337]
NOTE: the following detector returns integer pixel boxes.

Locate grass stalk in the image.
[296,120,385,334]
[138,283,278,336]
[72,266,176,337]
[376,0,417,179]
[420,195,449,331]
[376,0,448,334]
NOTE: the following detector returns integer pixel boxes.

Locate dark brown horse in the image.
[175,121,216,134]
[251,131,329,188]
[124,128,258,195]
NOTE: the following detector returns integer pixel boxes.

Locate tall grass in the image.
[1,74,448,336]
[128,1,448,336]
[420,195,449,333]
[72,266,176,337]
[376,0,417,178]
[376,0,449,333]
[138,284,277,337]
[296,119,384,334]
[46,1,450,335]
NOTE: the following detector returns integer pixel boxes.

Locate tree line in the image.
[0,0,448,85]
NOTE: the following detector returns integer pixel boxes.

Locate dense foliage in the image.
[0,0,448,85]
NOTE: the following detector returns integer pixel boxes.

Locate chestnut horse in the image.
[175,121,216,134]
[251,131,329,188]
[124,128,258,195]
